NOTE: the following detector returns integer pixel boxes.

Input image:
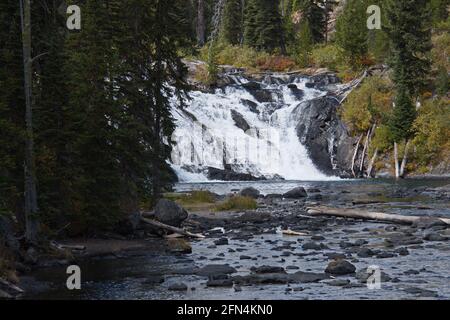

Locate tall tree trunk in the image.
[196,0,206,46]
[20,0,39,243]
[394,142,400,179]
[366,148,378,178]
[399,140,411,178]
[351,134,363,178]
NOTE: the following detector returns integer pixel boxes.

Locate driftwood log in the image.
[0,277,24,294]
[307,206,450,225]
[140,217,205,239]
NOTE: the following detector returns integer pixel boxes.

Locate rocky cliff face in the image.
[294,95,355,178]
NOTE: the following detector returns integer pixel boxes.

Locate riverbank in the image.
[14,178,450,300]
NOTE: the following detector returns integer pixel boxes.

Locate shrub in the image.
[413,98,450,166]
[214,196,257,211]
[311,44,344,70]
[256,55,296,72]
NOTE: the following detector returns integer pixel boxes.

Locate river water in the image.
[22,178,450,300]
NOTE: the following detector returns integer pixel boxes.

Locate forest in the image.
[0,1,449,294]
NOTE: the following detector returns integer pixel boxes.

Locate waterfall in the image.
[170,73,338,182]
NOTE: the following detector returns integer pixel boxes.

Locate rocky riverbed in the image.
[17,179,450,300]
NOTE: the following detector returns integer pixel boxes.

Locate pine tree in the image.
[385,0,432,96]
[335,0,369,67]
[430,0,449,25]
[220,0,243,45]
[436,66,449,96]
[244,0,286,53]
[385,0,432,178]
[243,0,259,47]
[0,1,25,220]
[295,20,313,67]
[63,0,125,231]
[293,0,327,44]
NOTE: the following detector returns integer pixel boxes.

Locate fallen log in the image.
[141,217,205,239]
[50,241,86,251]
[0,277,24,293]
[281,229,308,236]
[307,206,450,225]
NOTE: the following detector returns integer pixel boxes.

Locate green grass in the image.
[214,196,257,211]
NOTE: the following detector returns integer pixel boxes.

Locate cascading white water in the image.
[170,74,337,182]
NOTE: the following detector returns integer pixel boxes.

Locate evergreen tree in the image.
[293,0,327,44]
[385,0,432,96]
[64,0,125,231]
[295,20,313,67]
[244,0,286,53]
[436,66,449,96]
[0,1,25,220]
[335,0,369,67]
[220,0,243,45]
[430,0,449,25]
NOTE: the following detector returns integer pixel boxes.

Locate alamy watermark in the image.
[66,265,81,290]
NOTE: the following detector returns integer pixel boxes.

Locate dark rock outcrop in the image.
[230,109,251,132]
[294,96,355,177]
[242,82,274,103]
[207,167,266,181]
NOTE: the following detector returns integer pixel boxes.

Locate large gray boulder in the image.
[325,260,356,275]
[283,187,308,199]
[294,96,355,177]
[154,199,188,227]
[239,187,260,199]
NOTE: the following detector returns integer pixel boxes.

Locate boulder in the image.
[230,109,251,132]
[214,238,229,246]
[168,283,188,291]
[196,264,237,277]
[355,268,392,283]
[423,232,447,241]
[252,266,285,274]
[283,187,308,199]
[239,187,260,199]
[325,260,356,275]
[154,199,188,227]
[412,217,448,229]
[240,99,259,114]
[167,238,192,254]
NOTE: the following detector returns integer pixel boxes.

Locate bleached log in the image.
[281,229,308,236]
[141,217,205,239]
[307,206,450,225]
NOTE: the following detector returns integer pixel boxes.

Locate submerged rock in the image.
[423,232,447,241]
[196,264,237,277]
[168,283,188,291]
[252,266,285,274]
[325,260,356,275]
